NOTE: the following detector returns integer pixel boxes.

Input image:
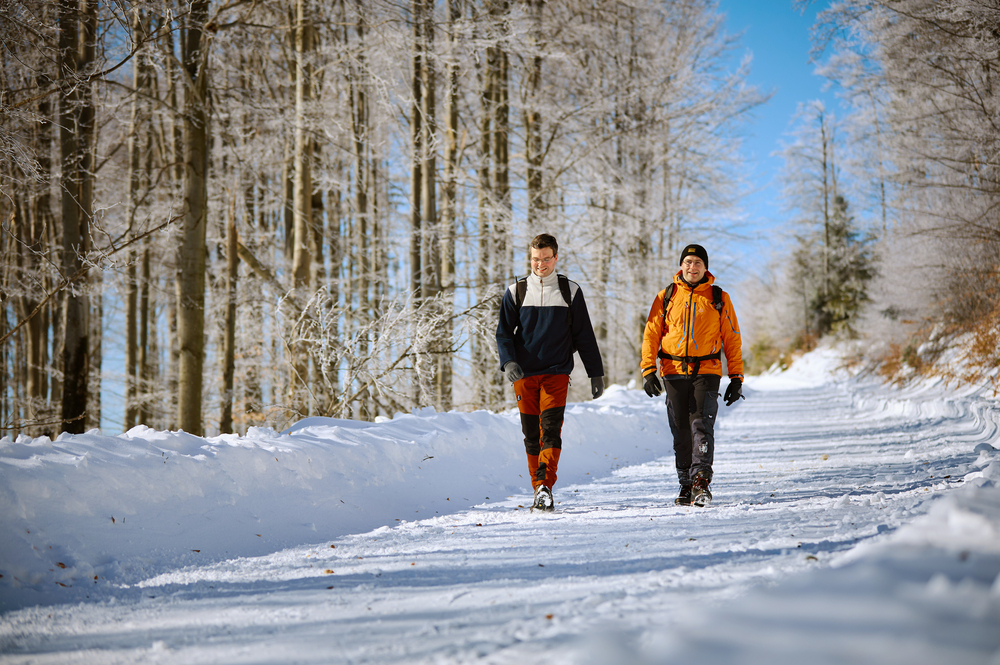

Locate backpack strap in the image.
[556,274,573,308]
[661,283,676,324]
[711,285,723,312]
[557,274,574,329]
[515,277,527,308]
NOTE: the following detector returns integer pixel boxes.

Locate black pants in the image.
[664,374,720,486]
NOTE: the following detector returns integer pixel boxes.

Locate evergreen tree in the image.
[791,195,877,339]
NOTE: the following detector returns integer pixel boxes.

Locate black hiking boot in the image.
[691,477,712,507]
[532,485,554,512]
[675,485,693,506]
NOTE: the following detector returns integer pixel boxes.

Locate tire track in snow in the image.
[0,372,996,664]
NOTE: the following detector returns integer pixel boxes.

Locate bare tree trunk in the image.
[524,0,543,229]
[492,20,511,287]
[58,0,96,434]
[310,149,325,291]
[410,0,423,300]
[89,275,102,430]
[138,237,151,425]
[21,71,55,432]
[594,199,611,348]
[11,201,33,427]
[413,0,440,407]
[282,141,295,263]
[310,148,327,410]
[420,0,438,303]
[1,263,8,430]
[473,0,511,410]
[125,260,138,429]
[50,284,64,421]
[11,140,49,432]
[124,5,149,430]
[36,93,54,424]
[352,0,373,420]
[409,0,428,415]
[475,14,495,408]
[437,0,461,412]
[176,0,211,435]
[162,19,182,428]
[327,171,343,344]
[491,1,511,408]
[220,215,238,434]
[290,0,314,406]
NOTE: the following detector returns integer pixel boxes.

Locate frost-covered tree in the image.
[1,0,766,433]
[773,101,878,345]
[813,0,1000,335]
[778,100,841,324]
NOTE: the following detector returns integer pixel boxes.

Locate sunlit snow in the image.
[1,346,999,664]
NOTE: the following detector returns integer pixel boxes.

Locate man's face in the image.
[530,246,558,277]
[681,256,706,284]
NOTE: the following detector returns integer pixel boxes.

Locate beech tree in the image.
[1,0,766,434]
[57,0,99,434]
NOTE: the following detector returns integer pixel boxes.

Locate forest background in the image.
[1,0,998,437]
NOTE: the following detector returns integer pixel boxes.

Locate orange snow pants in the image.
[514,374,568,490]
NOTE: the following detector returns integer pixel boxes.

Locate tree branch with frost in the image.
[271,286,505,421]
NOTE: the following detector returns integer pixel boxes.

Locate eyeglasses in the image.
[530,256,555,264]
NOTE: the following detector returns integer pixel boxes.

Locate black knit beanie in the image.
[679,243,709,269]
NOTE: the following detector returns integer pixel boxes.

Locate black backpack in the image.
[656,282,724,375]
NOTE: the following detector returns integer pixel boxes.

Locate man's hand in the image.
[724,377,743,406]
[643,372,662,397]
[591,376,604,400]
[504,361,524,383]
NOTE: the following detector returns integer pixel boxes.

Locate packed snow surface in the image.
[2,347,1000,664]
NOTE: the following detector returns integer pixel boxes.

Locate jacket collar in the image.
[674,270,716,290]
[530,271,560,286]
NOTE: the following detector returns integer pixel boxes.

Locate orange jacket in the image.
[641,271,744,379]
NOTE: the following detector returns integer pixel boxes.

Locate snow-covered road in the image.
[2,349,999,664]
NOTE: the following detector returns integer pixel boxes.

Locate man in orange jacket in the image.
[640,244,744,507]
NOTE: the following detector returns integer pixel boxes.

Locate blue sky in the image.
[715,0,843,270]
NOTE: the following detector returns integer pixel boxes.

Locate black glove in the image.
[643,372,662,397]
[591,376,604,400]
[504,361,524,383]
[724,378,743,406]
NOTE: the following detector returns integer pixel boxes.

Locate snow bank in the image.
[0,384,672,610]
[748,344,848,391]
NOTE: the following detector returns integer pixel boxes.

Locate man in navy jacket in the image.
[496,234,605,511]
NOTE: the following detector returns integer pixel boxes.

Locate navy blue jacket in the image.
[496,272,604,379]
